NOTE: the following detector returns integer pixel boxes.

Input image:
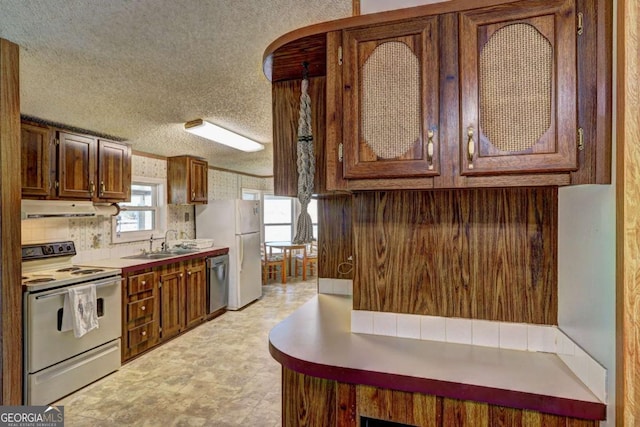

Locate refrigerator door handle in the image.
[235,202,242,234]
[238,236,244,272]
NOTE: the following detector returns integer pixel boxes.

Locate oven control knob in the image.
[45,246,53,254]
[66,245,72,251]
[58,247,64,252]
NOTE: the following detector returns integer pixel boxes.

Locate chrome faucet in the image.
[149,234,154,253]
[162,229,178,251]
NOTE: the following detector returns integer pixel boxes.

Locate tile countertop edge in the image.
[78,247,230,273]
[268,295,606,421]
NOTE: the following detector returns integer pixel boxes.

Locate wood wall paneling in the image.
[0,38,22,405]
[318,195,353,279]
[336,382,357,426]
[617,0,640,423]
[282,370,598,426]
[357,384,439,427]
[272,77,326,197]
[282,367,336,427]
[353,188,558,324]
[442,398,488,426]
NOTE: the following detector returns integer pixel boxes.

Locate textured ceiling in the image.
[0,0,352,176]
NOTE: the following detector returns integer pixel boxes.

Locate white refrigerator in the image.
[195,200,262,310]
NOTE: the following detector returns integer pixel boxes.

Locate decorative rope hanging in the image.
[292,63,316,244]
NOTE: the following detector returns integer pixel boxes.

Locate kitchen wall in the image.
[356,0,616,424]
[21,153,273,262]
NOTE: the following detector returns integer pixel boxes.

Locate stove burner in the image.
[24,278,55,284]
[56,267,81,272]
[71,269,104,275]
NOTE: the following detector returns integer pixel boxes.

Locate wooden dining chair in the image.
[294,241,318,281]
[262,243,286,284]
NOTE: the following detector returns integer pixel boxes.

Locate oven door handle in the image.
[34,277,121,300]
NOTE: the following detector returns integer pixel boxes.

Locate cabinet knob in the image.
[191,191,195,199]
[100,180,105,196]
[141,305,146,311]
[180,273,184,278]
[141,280,146,285]
[89,181,95,197]
[467,127,475,169]
[187,271,192,276]
[141,330,147,336]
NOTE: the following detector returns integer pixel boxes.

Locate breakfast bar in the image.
[269,294,605,426]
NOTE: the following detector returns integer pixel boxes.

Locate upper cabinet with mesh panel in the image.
[459,0,577,175]
[342,17,440,181]
[264,0,612,192]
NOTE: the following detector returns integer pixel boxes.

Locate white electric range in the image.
[22,241,122,405]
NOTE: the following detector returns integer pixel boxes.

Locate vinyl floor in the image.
[55,278,318,426]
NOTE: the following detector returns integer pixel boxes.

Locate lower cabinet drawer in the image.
[128,272,155,296]
[127,296,154,322]
[128,321,157,348]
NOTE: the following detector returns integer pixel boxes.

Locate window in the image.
[263,195,319,243]
[263,195,294,242]
[112,176,166,243]
[308,198,319,238]
[241,188,261,200]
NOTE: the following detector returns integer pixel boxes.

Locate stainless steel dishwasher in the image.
[206,254,229,314]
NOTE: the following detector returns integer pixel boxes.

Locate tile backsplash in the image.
[21,204,197,261]
[21,154,273,262]
[351,309,608,403]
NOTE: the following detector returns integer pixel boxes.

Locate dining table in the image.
[265,241,307,284]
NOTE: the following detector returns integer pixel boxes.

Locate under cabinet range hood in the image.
[21,200,97,219]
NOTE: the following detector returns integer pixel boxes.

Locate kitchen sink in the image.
[166,248,199,255]
[121,248,200,260]
[121,252,176,260]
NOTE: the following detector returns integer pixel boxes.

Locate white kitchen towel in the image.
[61,284,99,338]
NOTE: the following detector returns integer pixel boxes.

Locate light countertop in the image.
[79,247,229,273]
[269,294,605,420]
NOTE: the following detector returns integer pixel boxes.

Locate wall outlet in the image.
[184,212,190,222]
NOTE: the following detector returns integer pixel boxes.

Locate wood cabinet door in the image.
[459,0,577,175]
[21,123,54,198]
[185,262,207,328]
[342,17,440,179]
[57,131,96,199]
[97,139,131,201]
[159,270,184,339]
[189,158,208,203]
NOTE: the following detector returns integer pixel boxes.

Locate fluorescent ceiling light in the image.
[184,119,264,152]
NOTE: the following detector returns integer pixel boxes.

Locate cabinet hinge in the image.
[338,46,343,66]
[338,143,343,162]
[577,127,585,151]
[577,12,584,36]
